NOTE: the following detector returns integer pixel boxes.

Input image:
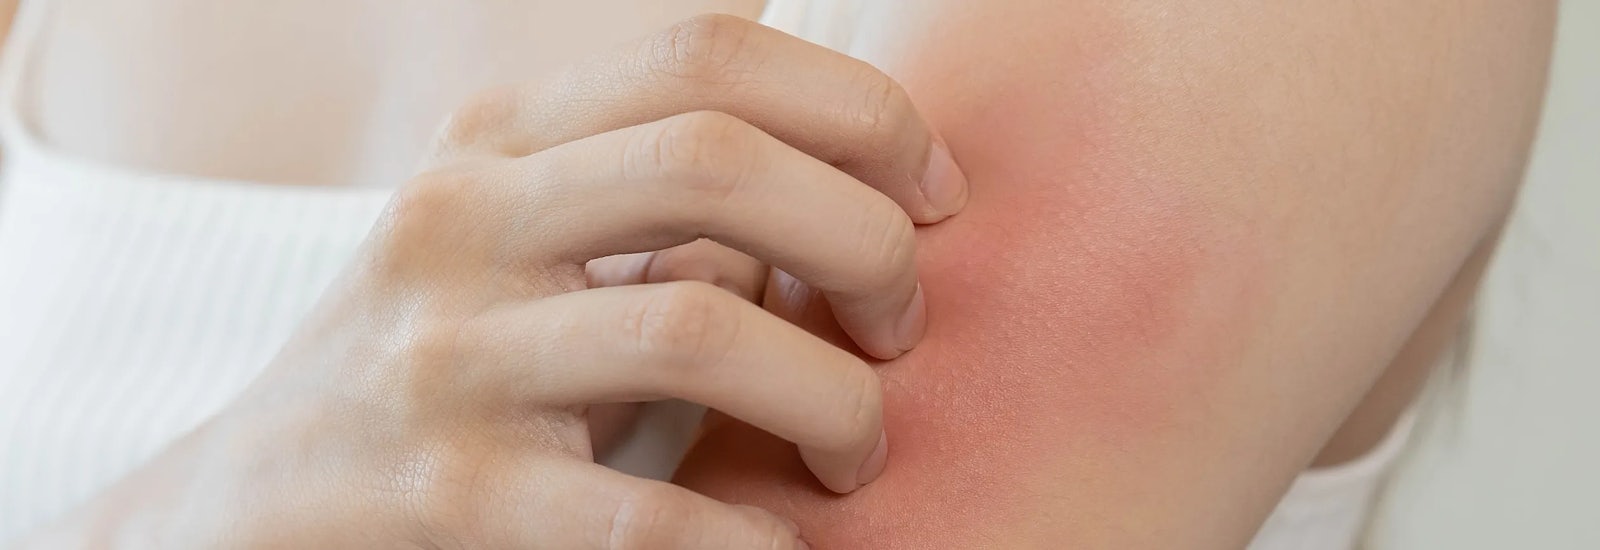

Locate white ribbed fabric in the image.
[0,0,1411,546]
[0,158,390,538]
[0,0,393,540]
[1249,412,1417,550]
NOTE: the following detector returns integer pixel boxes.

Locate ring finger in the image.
[456,281,887,494]
[459,110,923,359]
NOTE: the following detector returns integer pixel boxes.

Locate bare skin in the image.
[10,0,1505,477]
[0,0,1552,547]
[673,2,1553,548]
[10,14,973,549]
[1311,229,1500,467]
[7,0,1499,473]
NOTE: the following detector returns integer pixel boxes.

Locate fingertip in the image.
[802,425,889,495]
[852,281,923,361]
[855,430,889,487]
[807,453,862,494]
[920,139,969,219]
[893,282,927,354]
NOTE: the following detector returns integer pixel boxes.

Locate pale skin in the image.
[675,1,1554,548]
[2,0,1555,549]
[12,13,971,549]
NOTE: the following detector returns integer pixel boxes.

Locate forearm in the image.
[10,397,406,550]
[676,1,1554,547]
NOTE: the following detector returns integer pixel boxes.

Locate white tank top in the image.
[0,0,1412,546]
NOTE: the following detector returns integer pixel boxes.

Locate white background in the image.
[1371,2,1600,548]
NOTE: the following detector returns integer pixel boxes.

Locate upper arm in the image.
[0,0,19,163]
[675,1,1555,547]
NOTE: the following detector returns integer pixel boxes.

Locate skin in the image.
[4,0,1489,471]
[0,0,1550,547]
[675,1,1554,548]
[9,16,973,549]
[1313,230,1498,467]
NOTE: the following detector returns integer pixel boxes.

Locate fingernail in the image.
[779,516,799,535]
[856,430,889,487]
[893,283,926,353]
[797,540,812,550]
[921,140,969,217]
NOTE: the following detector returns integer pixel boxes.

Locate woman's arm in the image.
[675,1,1555,547]
[7,17,966,547]
[0,0,15,57]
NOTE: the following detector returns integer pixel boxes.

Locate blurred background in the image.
[1371,2,1600,548]
[0,1,1592,547]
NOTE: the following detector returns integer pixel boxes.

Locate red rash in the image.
[676,26,1266,548]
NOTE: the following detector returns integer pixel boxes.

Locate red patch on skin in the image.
[675,12,1266,546]
[676,119,1259,548]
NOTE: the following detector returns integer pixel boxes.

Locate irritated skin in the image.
[675,1,1554,548]
[675,144,1252,548]
[674,76,1260,549]
[673,27,1261,547]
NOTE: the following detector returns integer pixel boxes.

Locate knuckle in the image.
[643,246,724,284]
[848,68,916,149]
[404,450,498,548]
[627,281,740,369]
[383,316,482,425]
[376,165,558,278]
[820,363,883,451]
[853,198,918,289]
[411,318,473,374]
[435,85,526,153]
[648,13,757,82]
[630,111,757,202]
[375,170,483,269]
[391,170,477,229]
[442,309,500,372]
[606,487,687,550]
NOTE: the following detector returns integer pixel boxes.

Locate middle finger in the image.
[502,110,924,359]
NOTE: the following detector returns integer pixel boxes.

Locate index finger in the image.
[433,13,969,224]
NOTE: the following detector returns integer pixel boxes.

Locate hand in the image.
[28,14,969,550]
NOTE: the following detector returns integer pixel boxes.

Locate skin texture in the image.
[10,16,973,549]
[4,0,1483,478]
[676,1,1555,548]
[1312,229,1499,466]
[0,1,1550,547]
[681,165,1258,546]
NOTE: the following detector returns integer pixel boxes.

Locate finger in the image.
[587,402,642,457]
[433,13,969,223]
[586,239,768,302]
[486,459,806,549]
[458,281,888,493]
[510,110,923,358]
[764,267,857,349]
